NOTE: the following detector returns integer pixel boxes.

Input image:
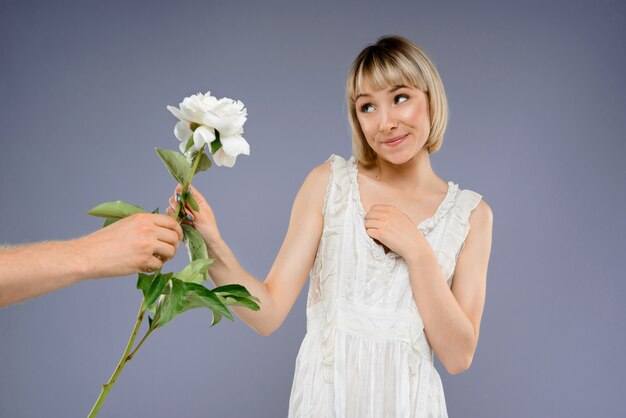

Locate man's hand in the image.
[77,213,183,279]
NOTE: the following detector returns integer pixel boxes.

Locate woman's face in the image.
[355,79,431,165]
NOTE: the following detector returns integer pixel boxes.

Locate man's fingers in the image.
[142,255,163,273]
[152,241,176,262]
[151,214,183,240]
[156,227,182,247]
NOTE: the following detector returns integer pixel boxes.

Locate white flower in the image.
[167,92,250,167]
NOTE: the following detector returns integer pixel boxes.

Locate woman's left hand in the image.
[364,204,424,259]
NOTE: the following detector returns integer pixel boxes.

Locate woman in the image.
[169,35,493,417]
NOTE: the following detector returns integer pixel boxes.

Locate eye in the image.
[394,94,409,105]
[360,103,375,113]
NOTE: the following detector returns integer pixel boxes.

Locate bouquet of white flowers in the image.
[85,92,257,417]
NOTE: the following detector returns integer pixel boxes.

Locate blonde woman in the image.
[169,35,493,417]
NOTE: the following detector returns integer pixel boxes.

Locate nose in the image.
[378,107,397,134]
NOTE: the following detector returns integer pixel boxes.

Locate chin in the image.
[377,149,416,166]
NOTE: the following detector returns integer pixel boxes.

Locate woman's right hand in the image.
[166,184,222,246]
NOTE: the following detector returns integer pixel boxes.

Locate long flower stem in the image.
[126,327,155,362]
[87,300,147,418]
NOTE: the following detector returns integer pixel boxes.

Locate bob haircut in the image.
[346,35,449,167]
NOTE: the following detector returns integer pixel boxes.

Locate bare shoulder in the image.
[471,198,494,230]
[465,197,494,252]
[293,160,332,213]
[305,159,332,185]
[300,160,332,196]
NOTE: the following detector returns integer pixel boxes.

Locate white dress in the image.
[288,155,483,418]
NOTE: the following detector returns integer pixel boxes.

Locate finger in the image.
[167,202,180,216]
[175,184,183,193]
[152,241,177,262]
[370,203,393,210]
[152,214,184,240]
[152,213,181,229]
[156,226,182,247]
[141,256,163,273]
[364,218,383,229]
[365,227,380,240]
[364,212,385,222]
[187,184,206,205]
[184,202,200,217]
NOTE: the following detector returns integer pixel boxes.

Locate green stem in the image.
[174,146,205,221]
[87,300,146,418]
[126,327,155,362]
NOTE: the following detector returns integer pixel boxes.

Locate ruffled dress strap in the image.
[439,189,483,283]
[319,154,351,383]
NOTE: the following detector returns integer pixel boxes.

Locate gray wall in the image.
[1,0,624,417]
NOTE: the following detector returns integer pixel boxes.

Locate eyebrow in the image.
[355,84,408,101]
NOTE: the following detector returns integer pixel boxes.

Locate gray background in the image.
[1,0,624,417]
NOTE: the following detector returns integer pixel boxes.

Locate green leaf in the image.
[184,137,194,153]
[213,284,260,312]
[147,316,154,328]
[186,192,199,211]
[152,278,233,328]
[156,148,192,186]
[211,312,223,327]
[179,282,233,325]
[217,294,260,311]
[153,279,186,328]
[152,207,160,214]
[194,152,212,174]
[182,224,209,281]
[210,138,222,155]
[137,272,156,296]
[102,217,119,228]
[174,259,214,284]
[213,284,254,298]
[144,272,173,308]
[87,201,146,219]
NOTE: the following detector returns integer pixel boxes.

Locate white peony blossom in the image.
[167,92,250,167]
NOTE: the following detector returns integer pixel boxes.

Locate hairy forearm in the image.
[0,240,90,307]
[406,249,476,374]
[204,237,279,336]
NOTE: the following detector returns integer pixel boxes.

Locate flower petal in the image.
[167,105,184,121]
[180,140,200,155]
[174,121,193,142]
[210,98,247,135]
[193,126,216,148]
[220,134,250,157]
[212,148,237,167]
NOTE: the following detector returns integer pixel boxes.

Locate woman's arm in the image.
[0,214,183,308]
[364,199,493,374]
[168,162,331,336]
[405,200,493,374]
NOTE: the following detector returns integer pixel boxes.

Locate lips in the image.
[382,134,407,146]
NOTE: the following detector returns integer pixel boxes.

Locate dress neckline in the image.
[349,156,458,236]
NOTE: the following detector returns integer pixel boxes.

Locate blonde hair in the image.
[346,35,449,167]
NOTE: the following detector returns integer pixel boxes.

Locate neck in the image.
[374,149,439,192]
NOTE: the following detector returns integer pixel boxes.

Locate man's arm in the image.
[0,213,183,308]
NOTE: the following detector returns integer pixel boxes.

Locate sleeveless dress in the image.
[288,154,483,418]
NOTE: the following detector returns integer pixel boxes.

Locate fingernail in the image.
[186,214,194,222]
[176,194,181,202]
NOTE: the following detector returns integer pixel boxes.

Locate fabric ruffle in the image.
[438,189,483,283]
[345,156,396,264]
[319,154,350,383]
[418,182,459,236]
